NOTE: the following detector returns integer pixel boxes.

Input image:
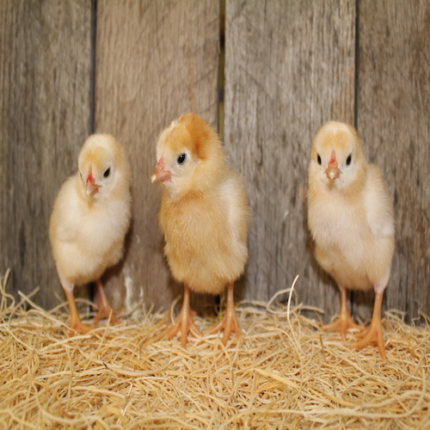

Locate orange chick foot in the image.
[166,311,202,348]
[92,279,122,327]
[208,309,241,346]
[322,316,364,340]
[322,286,364,340]
[353,319,386,359]
[69,320,93,337]
[166,286,202,348]
[92,307,122,327]
[208,283,241,345]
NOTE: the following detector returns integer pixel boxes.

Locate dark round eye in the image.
[317,154,322,165]
[346,154,352,166]
[177,153,186,165]
[103,167,111,178]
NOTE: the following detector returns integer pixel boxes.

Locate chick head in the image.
[152,113,226,200]
[310,121,366,191]
[78,134,127,200]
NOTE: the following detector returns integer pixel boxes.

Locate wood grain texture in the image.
[224,0,356,320]
[0,0,93,309]
[2,0,428,327]
[95,0,220,314]
[356,0,430,322]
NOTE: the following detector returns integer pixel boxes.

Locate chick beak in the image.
[325,150,341,180]
[151,159,172,183]
[86,168,100,196]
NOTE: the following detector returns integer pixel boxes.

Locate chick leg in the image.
[353,289,386,359]
[208,282,241,345]
[93,279,121,327]
[322,286,364,340]
[63,284,92,335]
[166,285,202,348]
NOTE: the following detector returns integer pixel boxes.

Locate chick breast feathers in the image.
[155,113,249,295]
[307,121,395,358]
[308,121,394,293]
[50,134,131,290]
[152,113,249,346]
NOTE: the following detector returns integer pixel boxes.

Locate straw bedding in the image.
[1,271,429,429]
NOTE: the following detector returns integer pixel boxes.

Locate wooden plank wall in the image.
[95,0,220,314]
[1,0,429,324]
[356,0,430,321]
[224,0,356,319]
[0,0,93,310]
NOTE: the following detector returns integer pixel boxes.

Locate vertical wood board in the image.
[356,0,430,322]
[0,0,428,324]
[224,0,356,320]
[95,0,220,314]
[0,0,93,309]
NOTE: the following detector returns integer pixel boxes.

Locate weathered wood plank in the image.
[2,0,427,327]
[356,0,430,322]
[0,0,93,309]
[95,0,220,314]
[224,0,356,320]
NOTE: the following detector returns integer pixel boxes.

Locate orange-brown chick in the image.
[50,134,131,335]
[307,121,395,358]
[152,113,249,347]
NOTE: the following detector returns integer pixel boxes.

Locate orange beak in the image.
[151,159,171,183]
[86,167,100,196]
[325,150,341,180]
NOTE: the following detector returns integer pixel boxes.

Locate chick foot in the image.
[69,320,93,336]
[166,285,202,348]
[353,290,386,359]
[353,321,386,359]
[322,286,363,340]
[209,283,241,345]
[322,314,364,340]
[64,286,93,336]
[92,279,121,327]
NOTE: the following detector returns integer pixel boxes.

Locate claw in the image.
[63,284,94,336]
[208,282,241,345]
[322,286,362,340]
[92,279,122,327]
[352,290,387,359]
[166,285,202,348]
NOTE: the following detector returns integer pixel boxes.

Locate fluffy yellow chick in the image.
[152,113,249,347]
[50,134,131,335]
[307,121,395,359]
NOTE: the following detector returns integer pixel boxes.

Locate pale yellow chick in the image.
[152,113,249,347]
[50,134,131,335]
[307,121,395,358]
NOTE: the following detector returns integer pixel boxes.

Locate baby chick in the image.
[307,121,395,358]
[50,134,131,335]
[152,113,249,348]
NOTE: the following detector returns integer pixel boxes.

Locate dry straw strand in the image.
[0,272,430,429]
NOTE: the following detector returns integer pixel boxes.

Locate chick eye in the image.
[177,153,186,165]
[103,167,111,178]
[346,154,352,166]
[317,154,322,165]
